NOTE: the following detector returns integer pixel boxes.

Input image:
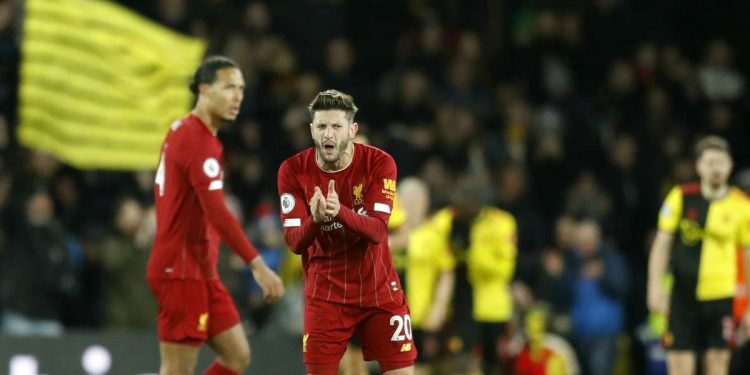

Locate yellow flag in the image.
[19,0,206,170]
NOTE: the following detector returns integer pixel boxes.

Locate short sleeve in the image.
[186,139,223,192]
[277,160,310,229]
[658,186,683,233]
[364,153,398,223]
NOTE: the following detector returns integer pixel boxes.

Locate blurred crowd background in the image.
[1,0,750,374]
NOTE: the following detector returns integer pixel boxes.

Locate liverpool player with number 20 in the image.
[277,90,416,375]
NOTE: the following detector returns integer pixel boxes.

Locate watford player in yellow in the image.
[434,177,517,374]
[648,136,750,375]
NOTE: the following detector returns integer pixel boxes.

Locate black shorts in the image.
[413,329,442,363]
[667,296,733,351]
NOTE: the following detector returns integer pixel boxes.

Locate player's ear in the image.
[350,122,358,139]
[198,82,211,96]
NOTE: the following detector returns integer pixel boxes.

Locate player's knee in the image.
[160,362,195,375]
[222,345,251,371]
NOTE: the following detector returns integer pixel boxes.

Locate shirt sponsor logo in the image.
[321,221,343,231]
[382,179,396,200]
[280,193,295,214]
[203,158,220,178]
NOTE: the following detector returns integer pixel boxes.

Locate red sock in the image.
[203,362,240,375]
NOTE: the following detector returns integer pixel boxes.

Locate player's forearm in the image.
[283,218,321,254]
[647,233,671,295]
[336,205,387,243]
[197,190,259,263]
[431,271,455,321]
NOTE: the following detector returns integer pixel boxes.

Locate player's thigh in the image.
[206,323,250,366]
[303,298,354,368]
[383,365,415,375]
[704,349,730,375]
[358,299,416,371]
[667,295,700,351]
[667,351,695,375]
[702,298,734,349]
[149,279,210,344]
[159,341,201,375]
[340,343,367,375]
[207,279,242,338]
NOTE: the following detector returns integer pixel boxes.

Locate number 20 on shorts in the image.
[389,314,412,341]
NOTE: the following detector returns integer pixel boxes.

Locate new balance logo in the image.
[400,343,412,352]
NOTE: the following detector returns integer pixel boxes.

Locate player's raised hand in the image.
[310,186,326,223]
[325,179,340,217]
[250,257,285,304]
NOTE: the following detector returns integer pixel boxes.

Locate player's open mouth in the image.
[324,144,335,151]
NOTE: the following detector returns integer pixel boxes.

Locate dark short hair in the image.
[189,56,239,95]
[695,135,731,158]
[308,89,358,121]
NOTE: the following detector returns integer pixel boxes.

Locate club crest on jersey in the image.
[353,183,364,206]
[203,158,220,178]
[280,193,295,214]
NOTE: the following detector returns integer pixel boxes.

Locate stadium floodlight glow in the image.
[81,345,112,375]
[9,355,38,375]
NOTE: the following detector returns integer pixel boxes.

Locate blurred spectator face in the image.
[29,150,61,179]
[269,42,297,75]
[555,215,576,249]
[707,40,732,68]
[560,12,581,45]
[397,178,430,226]
[26,191,54,226]
[240,120,261,149]
[296,73,321,103]
[496,164,526,203]
[420,23,443,52]
[646,87,669,118]
[325,38,355,75]
[244,2,271,33]
[696,148,733,189]
[535,9,559,39]
[542,57,572,99]
[157,0,186,25]
[573,220,601,257]
[447,59,473,89]
[54,175,79,207]
[115,199,144,236]
[457,31,482,61]
[708,103,732,131]
[611,135,637,170]
[401,70,429,105]
[609,61,635,95]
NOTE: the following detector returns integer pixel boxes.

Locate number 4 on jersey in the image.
[155,152,166,197]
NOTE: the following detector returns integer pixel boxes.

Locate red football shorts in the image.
[303,294,417,374]
[148,278,240,346]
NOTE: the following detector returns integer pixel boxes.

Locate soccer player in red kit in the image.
[277,90,416,375]
[147,56,284,375]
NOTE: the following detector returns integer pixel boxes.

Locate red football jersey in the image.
[147,114,257,280]
[277,143,402,307]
